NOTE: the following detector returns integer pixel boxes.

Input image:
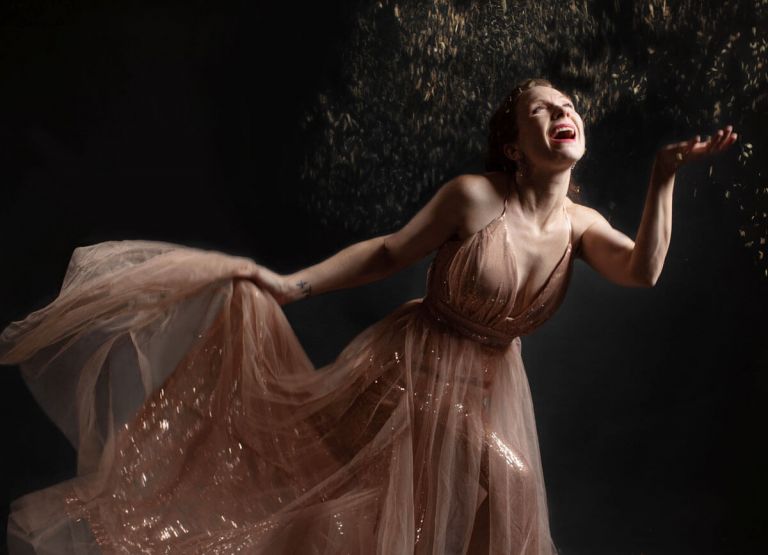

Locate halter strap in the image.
[563,203,573,245]
[500,174,512,218]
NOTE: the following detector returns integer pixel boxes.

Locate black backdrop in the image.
[1,1,766,554]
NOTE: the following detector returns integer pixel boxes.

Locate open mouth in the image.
[549,124,577,142]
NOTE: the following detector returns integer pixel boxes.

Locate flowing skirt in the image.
[0,240,556,554]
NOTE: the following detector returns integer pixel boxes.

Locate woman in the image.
[0,78,736,554]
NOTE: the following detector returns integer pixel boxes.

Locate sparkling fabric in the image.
[1,197,576,554]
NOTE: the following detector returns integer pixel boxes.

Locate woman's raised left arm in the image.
[578,125,738,287]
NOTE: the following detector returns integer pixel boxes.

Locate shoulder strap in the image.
[563,203,573,246]
[500,175,512,217]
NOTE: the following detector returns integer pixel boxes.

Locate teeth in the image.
[551,125,575,138]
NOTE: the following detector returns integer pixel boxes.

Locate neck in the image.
[512,166,571,230]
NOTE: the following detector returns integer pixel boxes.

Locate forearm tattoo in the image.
[296,279,312,298]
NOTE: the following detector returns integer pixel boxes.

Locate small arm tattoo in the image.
[296,280,312,298]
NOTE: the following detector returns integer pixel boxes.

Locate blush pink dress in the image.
[0,185,576,554]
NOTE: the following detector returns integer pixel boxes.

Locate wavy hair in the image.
[485,78,581,199]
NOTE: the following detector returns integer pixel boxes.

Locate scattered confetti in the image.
[297,0,767,277]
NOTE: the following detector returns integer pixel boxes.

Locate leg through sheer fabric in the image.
[466,426,540,554]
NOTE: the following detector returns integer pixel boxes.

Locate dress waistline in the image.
[420,296,516,348]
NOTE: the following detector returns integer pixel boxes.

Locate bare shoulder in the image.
[443,173,509,237]
[564,197,608,232]
[437,172,503,216]
[441,173,499,203]
[564,197,612,252]
[564,196,637,266]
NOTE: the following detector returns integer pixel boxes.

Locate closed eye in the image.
[532,102,574,114]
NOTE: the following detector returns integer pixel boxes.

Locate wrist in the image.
[652,155,677,186]
[282,273,312,303]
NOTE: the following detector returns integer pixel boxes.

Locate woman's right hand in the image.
[233,263,294,306]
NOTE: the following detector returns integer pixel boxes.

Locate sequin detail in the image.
[423,202,575,346]
[0,212,575,553]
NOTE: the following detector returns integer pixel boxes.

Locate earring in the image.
[516,154,528,178]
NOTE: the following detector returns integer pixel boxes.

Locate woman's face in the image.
[510,85,586,172]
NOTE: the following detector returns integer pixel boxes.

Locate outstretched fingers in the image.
[721,125,738,150]
[657,125,739,172]
[686,126,738,159]
[708,125,738,153]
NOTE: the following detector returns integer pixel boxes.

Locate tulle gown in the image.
[0,190,576,554]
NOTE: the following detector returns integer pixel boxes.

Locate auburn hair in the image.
[485,78,580,199]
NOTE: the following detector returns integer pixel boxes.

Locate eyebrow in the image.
[529,95,573,105]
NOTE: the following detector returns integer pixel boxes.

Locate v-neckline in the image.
[506,206,573,321]
[437,179,575,321]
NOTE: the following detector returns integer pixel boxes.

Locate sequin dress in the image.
[0,186,576,554]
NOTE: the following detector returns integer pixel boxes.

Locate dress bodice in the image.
[422,190,576,347]
[1,234,565,554]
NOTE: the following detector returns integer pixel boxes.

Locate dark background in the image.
[1,1,766,554]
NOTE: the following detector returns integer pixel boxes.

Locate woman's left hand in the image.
[655,125,738,176]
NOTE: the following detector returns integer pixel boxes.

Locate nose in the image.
[553,104,569,120]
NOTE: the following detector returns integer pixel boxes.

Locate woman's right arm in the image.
[244,175,480,305]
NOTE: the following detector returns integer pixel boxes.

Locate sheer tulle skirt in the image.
[1,240,556,554]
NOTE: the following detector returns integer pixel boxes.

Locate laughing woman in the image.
[0,78,736,554]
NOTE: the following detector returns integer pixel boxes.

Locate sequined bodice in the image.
[422,198,575,347]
